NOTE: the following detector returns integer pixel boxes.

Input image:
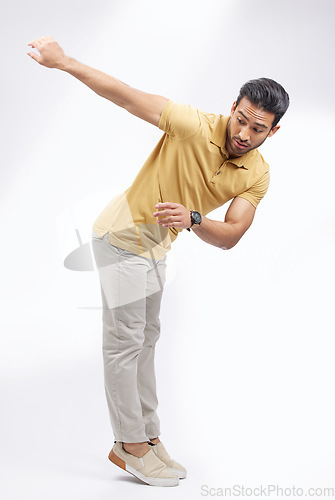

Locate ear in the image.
[230,101,237,116]
[268,124,280,138]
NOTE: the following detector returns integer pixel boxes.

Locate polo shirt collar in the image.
[210,115,257,170]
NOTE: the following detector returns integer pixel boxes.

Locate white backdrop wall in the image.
[1,1,335,499]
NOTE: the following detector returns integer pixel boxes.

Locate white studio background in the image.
[1,0,335,498]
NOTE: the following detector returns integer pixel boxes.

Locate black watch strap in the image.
[187,211,192,232]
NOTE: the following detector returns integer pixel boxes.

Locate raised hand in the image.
[27,36,68,69]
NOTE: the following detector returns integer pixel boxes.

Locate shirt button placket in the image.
[211,160,225,183]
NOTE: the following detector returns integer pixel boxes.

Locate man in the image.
[27,36,289,487]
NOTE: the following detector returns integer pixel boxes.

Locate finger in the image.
[153,207,181,216]
[162,221,182,228]
[156,202,178,209]
[153,210,166,217]
[27,51,40,62]
[28,39,43,50]
[157,216,179,224]
[153,209,174,217]
[155,202,178,209]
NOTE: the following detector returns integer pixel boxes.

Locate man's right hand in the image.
[27,36,68,69]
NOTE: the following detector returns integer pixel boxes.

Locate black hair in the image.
[236,77,290,128]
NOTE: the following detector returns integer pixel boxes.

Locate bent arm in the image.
[27,36,169,127]
[153,197,256,250]
[191,197,256,249]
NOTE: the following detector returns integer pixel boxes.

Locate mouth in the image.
[233,138,249,150]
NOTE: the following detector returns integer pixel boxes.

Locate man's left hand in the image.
[153,202,191,230]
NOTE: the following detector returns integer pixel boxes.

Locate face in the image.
[226,97,280,158]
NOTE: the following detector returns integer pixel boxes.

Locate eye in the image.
[237,117,244,124]
[254,128,263,133]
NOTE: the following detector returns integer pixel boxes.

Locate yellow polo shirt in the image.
[92,100,270,259]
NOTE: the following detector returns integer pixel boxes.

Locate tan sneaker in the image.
[148,441,187,479]
[108,441,179,486]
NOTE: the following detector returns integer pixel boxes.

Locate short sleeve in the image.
[158,100,201,140]
[236,171,270,208]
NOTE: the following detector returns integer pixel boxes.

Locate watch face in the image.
[192,211,202,224]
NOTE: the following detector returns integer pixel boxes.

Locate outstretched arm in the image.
[27,36,169,127]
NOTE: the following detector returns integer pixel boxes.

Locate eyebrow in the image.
[238,110,269,130]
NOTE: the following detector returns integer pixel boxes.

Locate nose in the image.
[238,127,250,143]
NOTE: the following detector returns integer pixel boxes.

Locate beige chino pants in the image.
[91,232,167,443]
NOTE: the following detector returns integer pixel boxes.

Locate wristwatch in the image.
[186,210,202,231]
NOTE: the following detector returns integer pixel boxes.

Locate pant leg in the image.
[137,257,167,440]
[91,233,151,443]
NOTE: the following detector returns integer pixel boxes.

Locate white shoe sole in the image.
[108,449,179,487]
